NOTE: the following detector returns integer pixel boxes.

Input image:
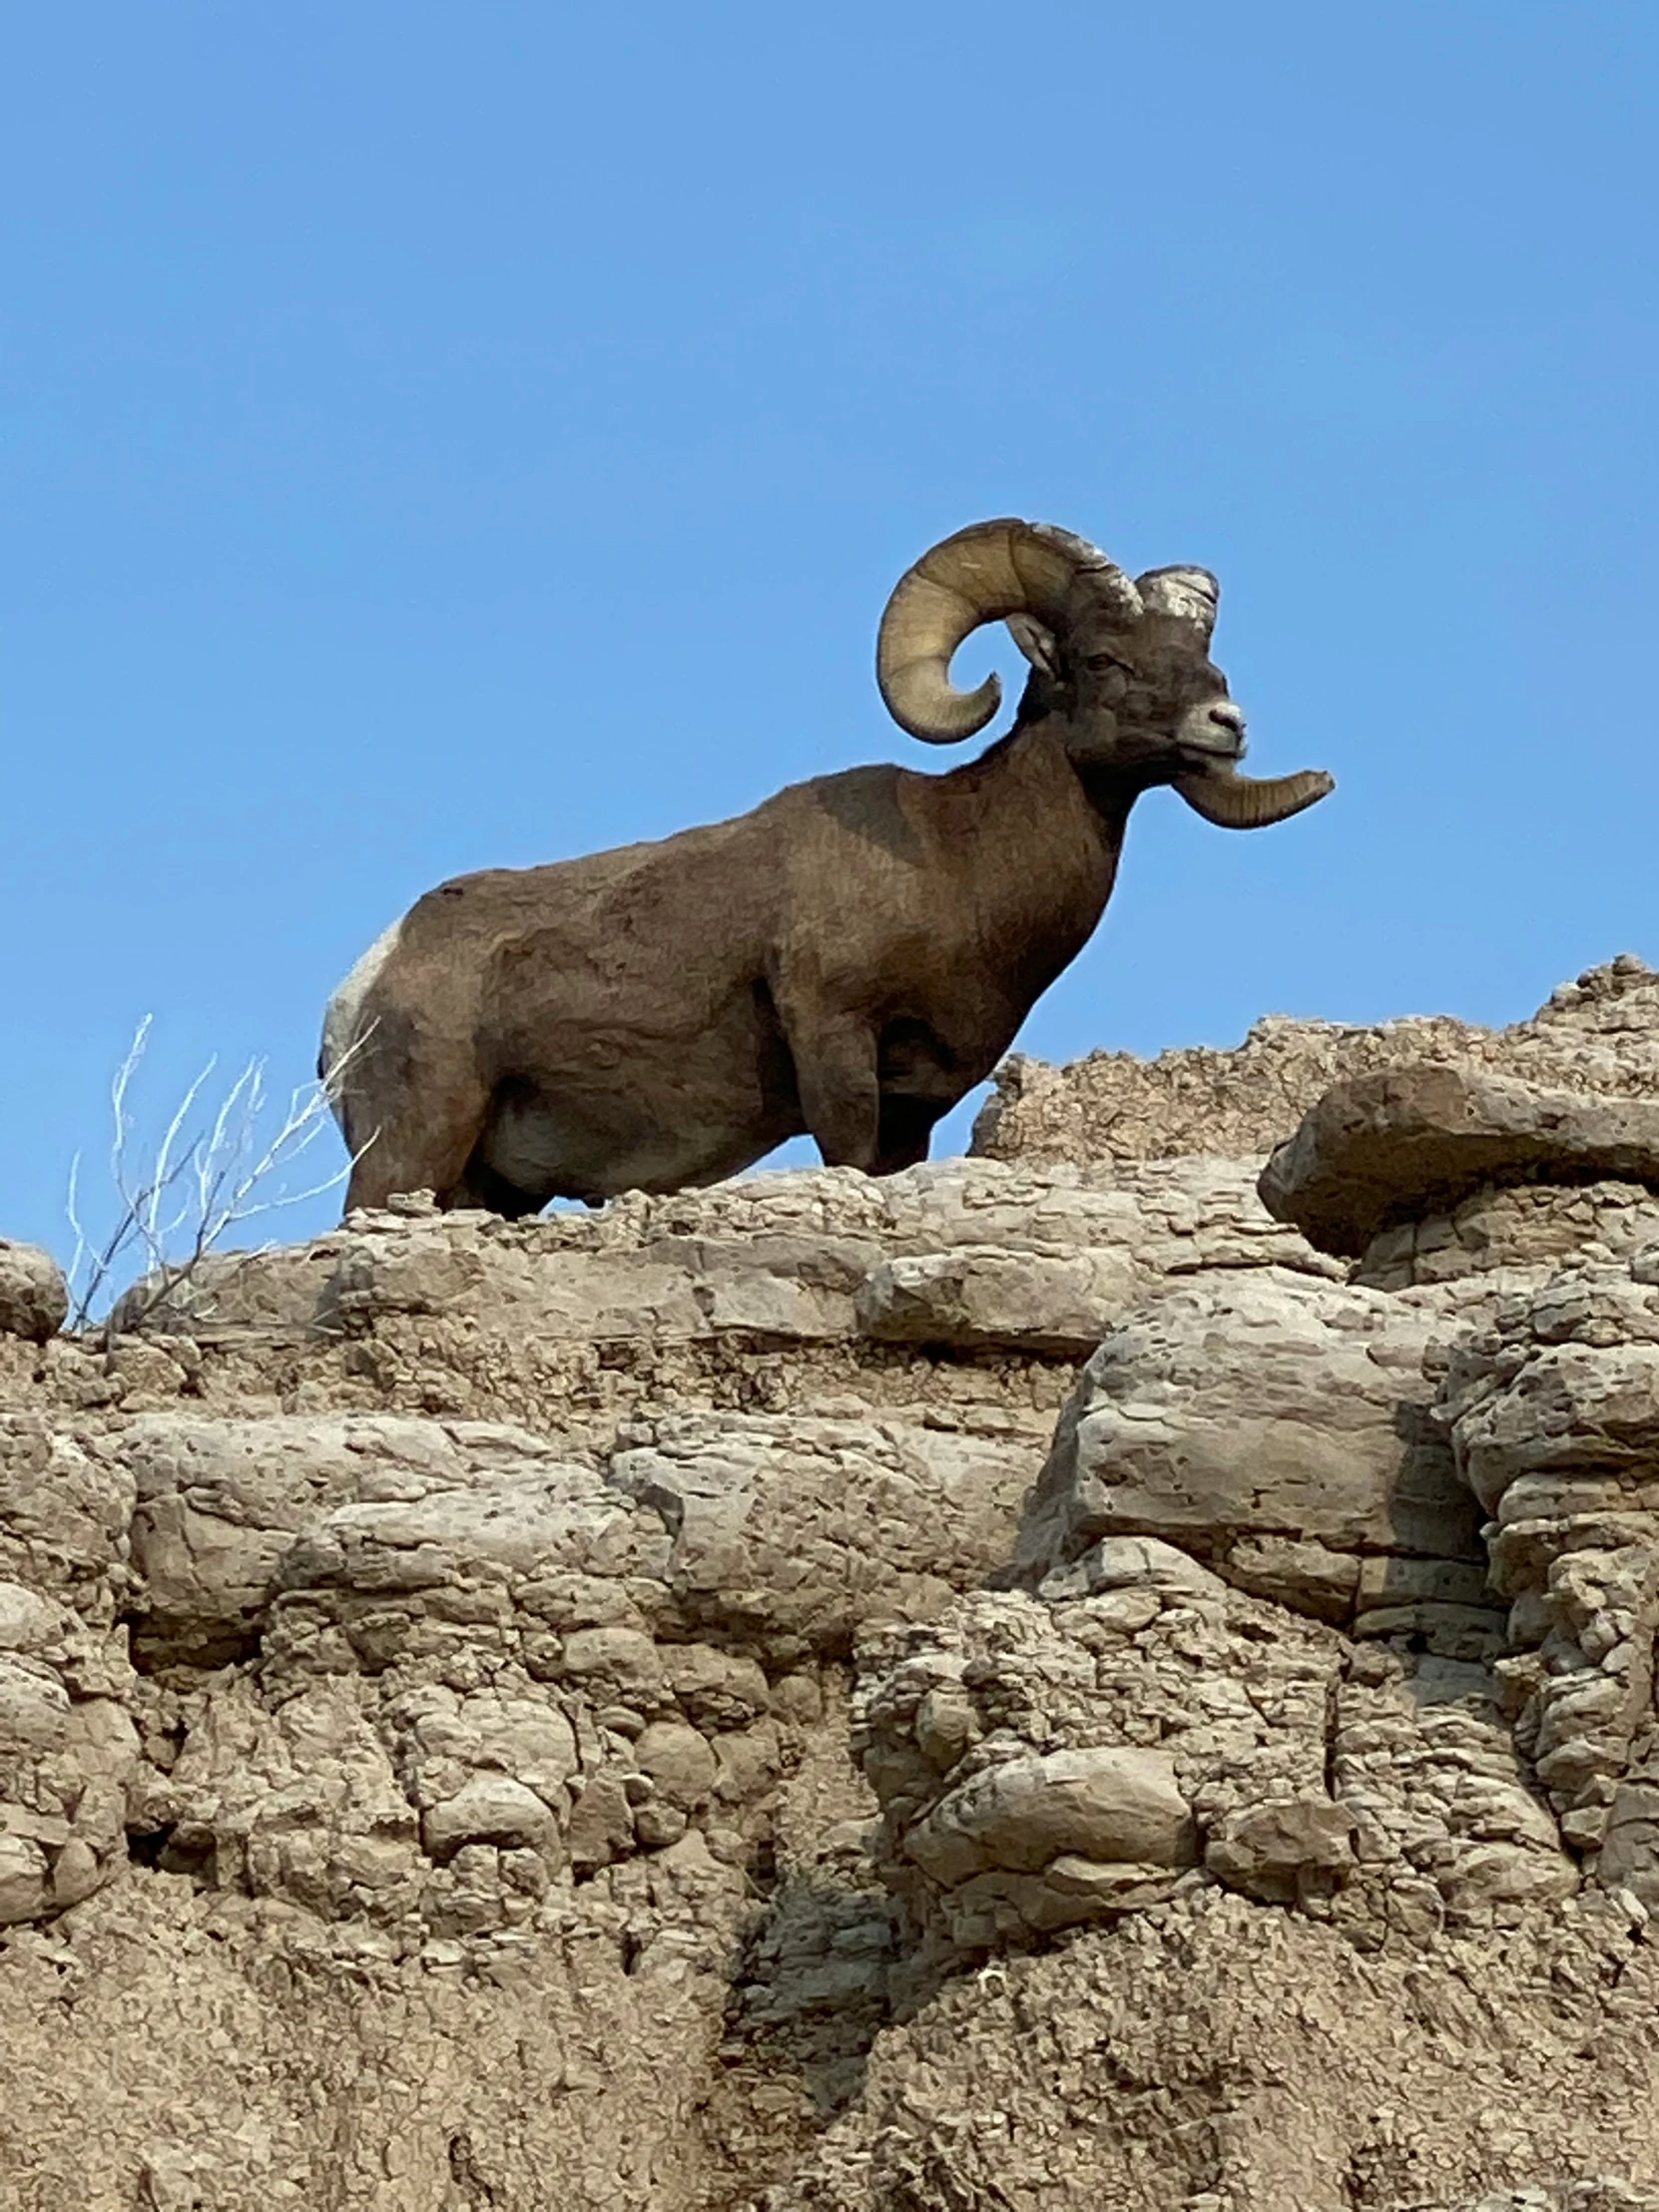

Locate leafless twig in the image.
[65,1019,374,1337]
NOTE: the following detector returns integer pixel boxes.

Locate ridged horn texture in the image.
[1137,566,1220,642]
[876,518,1139,744]
[1172,763,1337,830]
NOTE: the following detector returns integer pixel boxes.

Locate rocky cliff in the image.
[5,961,1659,2210]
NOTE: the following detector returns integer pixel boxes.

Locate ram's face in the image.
[1029,567,1247,778]
[878,520,1333,830]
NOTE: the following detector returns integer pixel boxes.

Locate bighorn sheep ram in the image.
[322,517,1333,1215]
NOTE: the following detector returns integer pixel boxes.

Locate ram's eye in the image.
[1085,651,1131,675]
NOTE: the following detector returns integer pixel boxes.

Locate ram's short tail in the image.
[318,917,402,1135]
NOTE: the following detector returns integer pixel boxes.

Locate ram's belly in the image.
[477,990,801,1202]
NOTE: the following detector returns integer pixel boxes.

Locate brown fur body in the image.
[337,727,1126,1213]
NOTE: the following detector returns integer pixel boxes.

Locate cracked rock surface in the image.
[1259,1065,1659,1258]
[4,959,1659,2208]
[973,953,1659,1167]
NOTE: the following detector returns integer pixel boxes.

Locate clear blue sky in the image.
[3,3,1655,1272]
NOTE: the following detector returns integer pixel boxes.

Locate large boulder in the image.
[0,1239,68,1344]
[1014,1267,1488,1628]
[1259,1065,1659,1258]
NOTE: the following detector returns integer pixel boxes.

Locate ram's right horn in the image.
[876,518,1140,744]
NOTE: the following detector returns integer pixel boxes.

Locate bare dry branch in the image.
[65,1020,376,1337]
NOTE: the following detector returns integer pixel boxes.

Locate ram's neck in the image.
[991,716,1142,860]
[919,724,1134,996]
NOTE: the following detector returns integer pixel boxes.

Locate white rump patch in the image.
[320,916,403,1121]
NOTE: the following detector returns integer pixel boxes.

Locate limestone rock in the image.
[903,1744,1195,1886]
[609,1410,1033,1661]
[854,1539,1571,1975]
[0,1239,68,1343]
[1358,1179,1659,1290]
[1204,1794,1358,1904]
[1425,2192,1659,2212]
[1015,1267,1482,1614]
[104,1232,349,1339]
[6,964,1659,2206]
[121,1411,664,1668]
[111,1151,1337,1384]
[0,1575,138,1924]
[1221,1531,1363,1622]
[1035,1531,1230,1607]
[1260,1065,1659,1258]
[854,1245,1136,1355]
[421,1773,559,1860]
[0,1414,134,1620]
[854,1579,1332,1958]
[973,951,1659,1168]
[760,1892,1659,2209]
[1438,1255,1659,1893]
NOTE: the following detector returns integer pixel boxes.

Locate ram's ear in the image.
[1005,612,1061,679]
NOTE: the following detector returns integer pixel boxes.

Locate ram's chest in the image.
[963,806,1120,982]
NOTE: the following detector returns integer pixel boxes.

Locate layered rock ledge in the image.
[973,951,1659,1166]
[3,959,1659,2209]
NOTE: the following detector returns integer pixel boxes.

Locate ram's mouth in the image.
[1177,728,1247,765]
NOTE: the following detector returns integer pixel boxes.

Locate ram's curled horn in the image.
[876,518,1141,744]
[1172,761,1337,830]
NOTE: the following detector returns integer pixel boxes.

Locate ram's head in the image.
[876,517,1334,829]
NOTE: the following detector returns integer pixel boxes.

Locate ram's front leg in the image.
[334,1015,494,1215]
[786,1009,883,1173]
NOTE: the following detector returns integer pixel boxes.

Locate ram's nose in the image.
[1177,700,1248,762]
[1205,702,1247,755]
[1175,698,1249,763]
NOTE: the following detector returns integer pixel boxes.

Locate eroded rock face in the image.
[6,958,1659,2207]
[106,1151,1335,1394]
[1357,1179,1659,1291]
[758,1895,1659,2212]
[1438,1257,1659,1897]
[0,1579,139,1927]
[1259,1066,1659,1258]
[609,1410,1035,1662]
[0,1415,138,1927]
[87,1401,1034,1939]
[973,951,1659,1167]
[1014,1267,1491,1632]
[852,1550,1572,1984]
